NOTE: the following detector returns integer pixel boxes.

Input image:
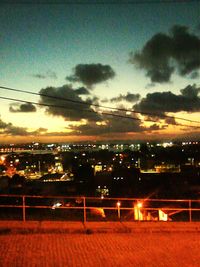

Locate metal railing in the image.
[0,194,200,222]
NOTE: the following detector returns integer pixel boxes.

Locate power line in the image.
[0,95,200,130]
[0,95,141,121]
[1,85,200,125]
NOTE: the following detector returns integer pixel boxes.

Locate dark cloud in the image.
[9,102,36,113]
[180,84,200,98]
[0,118,30,136]
[35,128,48,134]
[69,109,144,136]
[0,115,78,137]
[134,84,200,116]
[32,70,57,80]
[190,71,199,79]
[110,92,140,103]
[4,124,30,136]
[101,98,109,103]
[145,83,156,89]
[164,117,177,125]
[74,87,90,95]
[39,84,101,121]
[0,117,49,136]
[130,25,200,83]
[85,96,99,105]
[66,63,115,87]
[69,108,168,136]
[0,119,8,129]
[148,124,167,131]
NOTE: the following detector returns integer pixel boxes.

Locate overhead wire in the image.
[1,85,200,125]
[0,93,200,130]
[0,95,145,122]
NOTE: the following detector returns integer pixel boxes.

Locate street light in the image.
[117,201,121,220]
[137,202,143,209]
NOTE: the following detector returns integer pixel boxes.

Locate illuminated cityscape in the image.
[0,1,200,266]
[0,140,199,200]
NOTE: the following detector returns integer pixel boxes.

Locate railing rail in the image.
[0,194,199,222]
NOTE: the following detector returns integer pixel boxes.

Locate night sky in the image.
[0,0,200,143]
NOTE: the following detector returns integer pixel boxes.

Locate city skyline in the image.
[0,0,200,143]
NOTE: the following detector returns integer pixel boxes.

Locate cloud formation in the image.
[74,87,90,95]
[32,70,57,80]
[134,84,200,115]
[148,123,167,131]
[69,108,169,136]
[0,119,8,129]
[130,25,200,83]
[39,84,101,121]
[70,115,143,136]
[0,118,31,136]
[66,63,115,87]
[145,83,156,89]
[9,103,36,113]
[35,128,48,134]
[0,116,50,136]
[4,124,30,136]
[110,92,140,103]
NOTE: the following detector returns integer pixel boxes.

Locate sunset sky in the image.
[0,0,200,143]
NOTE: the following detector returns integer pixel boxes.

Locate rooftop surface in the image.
[0,221,200,234]
[0,221,200,266]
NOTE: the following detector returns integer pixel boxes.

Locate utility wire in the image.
[0,95,141,121]
[0,95,200,129]
[1,85,200,125]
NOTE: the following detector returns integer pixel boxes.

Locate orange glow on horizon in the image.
[0,128,199,144]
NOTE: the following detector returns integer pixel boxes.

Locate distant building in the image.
[155,164,180,173]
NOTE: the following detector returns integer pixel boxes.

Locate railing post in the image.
[189,200,192,222]
[22,196,26,222]
[83,196,86,223]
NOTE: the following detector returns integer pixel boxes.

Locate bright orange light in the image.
[137,202,143,208]
[117,201,121,207]
[0,156,5,162]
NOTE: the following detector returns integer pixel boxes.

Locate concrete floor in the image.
[0,232,200,267]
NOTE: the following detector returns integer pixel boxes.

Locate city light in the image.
[52,202,62,210]
[116,201,121,219]
[0,156,5,162]
[137,202,143,208]
[117,201,121,207]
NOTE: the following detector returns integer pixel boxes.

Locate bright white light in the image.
[137,202,143,208]
[117,201,121,207]
[52,202,62,210]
